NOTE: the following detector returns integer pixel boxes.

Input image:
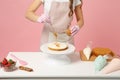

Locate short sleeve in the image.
[41,0,44,3]
[74,0,81,6]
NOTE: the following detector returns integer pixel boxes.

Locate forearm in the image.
[75,4,84,28]
[76,9,84,28]
[66,5,84,36]
[77,18,84,28]
[25,11,39,22]
[25,0,43,22]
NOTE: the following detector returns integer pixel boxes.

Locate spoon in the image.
[10,54,28,66]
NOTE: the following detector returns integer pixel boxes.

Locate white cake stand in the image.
[40,43,75,65]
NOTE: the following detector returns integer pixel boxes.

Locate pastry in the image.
[48,42,68,51]
[92,47,113,56]
[94,55,107,72]
[19,66,33,72]
[100,58,120,74]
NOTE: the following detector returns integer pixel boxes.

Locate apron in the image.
[40,1,74,46]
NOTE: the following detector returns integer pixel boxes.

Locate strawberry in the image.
[2,58,8,65]
[4,62,11,67]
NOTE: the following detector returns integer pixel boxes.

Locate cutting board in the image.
[80,50,116,61]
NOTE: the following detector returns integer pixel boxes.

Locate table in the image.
[0,52,120,80]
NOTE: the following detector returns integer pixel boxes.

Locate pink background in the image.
[0,0,120,60]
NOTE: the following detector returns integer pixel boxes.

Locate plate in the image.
[40,43,75,55]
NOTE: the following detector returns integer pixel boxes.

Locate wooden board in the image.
[80,50,116,61]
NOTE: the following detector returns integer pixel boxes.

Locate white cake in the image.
[48,42,68,51]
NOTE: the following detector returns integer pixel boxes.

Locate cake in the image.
[48,42,68,51]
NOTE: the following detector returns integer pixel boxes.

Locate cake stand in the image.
[40,43,75,65]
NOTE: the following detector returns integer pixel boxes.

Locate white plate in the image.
[40,43,75,55]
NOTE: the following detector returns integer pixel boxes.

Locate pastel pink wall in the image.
[0,0,120,60]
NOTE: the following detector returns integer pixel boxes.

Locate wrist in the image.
[75,25,80,30]
[37,13,50,23]
[70,25,80,32]
[37,16,42,23]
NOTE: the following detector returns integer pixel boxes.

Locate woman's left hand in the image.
[65,25,80,36]
[65,29,71,36]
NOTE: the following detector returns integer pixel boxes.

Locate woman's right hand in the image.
[37,13,51,23]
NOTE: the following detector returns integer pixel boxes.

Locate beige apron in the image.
[40,1,74,46]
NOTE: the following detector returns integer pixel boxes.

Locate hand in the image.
[65,29,71,36]
[37,13,51,23]
[65,25,80,36]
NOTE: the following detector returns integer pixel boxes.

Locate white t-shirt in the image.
[41,0,81,14]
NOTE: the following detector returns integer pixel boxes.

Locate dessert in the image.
[0,58,17,72]
[19,66,33,72]
[48,42,68,51]
[92,47,113,56]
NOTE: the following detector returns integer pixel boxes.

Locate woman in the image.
[25,0,84,46]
